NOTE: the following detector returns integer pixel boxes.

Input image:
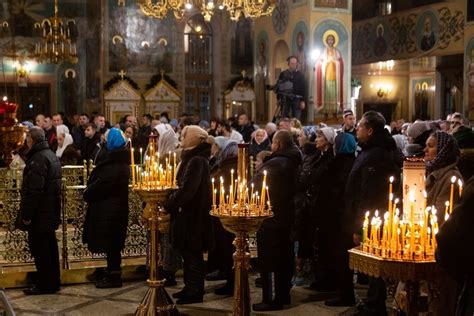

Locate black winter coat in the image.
[164,142,213,252]
[19,141,62,232]
[254,146,302,230]
[238,124,255,143]
[249,138,271,158]
[81,133,100,162]
[83,149,130,253]
[344,130,401,234]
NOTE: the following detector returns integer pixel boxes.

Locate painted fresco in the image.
[108,0,175,74]
[313,19,349,116]
[466,38,474,114]
[291,21,309,78]
[352,6,464,65]
[411,78,433,121]
[314,0,348,9]
[468,0,474,23]
[255,31,269,122]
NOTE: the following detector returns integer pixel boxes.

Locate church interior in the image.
[0,0,474,315]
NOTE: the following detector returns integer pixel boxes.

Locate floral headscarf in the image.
[426,131,460,175]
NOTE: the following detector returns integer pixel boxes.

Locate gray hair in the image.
[28,126,45,143]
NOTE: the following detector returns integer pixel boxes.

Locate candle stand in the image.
[210,144,273,316]
[349,248,438,316]
[134,188,178,316]
[210,211,272,316]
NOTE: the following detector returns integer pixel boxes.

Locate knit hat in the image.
[343,109,354,118]
[407,121,430,140]
[181,125,209,150]
[105,128,127,151]
[319,127,336,145]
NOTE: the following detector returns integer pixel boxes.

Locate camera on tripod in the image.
[265,71,294,96]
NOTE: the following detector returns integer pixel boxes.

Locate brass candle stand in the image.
[0,101,27,165]
[210,144,273,316]
[132,135,179,315]
[134,188,178,316]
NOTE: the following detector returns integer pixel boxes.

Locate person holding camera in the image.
[277,56,306,120]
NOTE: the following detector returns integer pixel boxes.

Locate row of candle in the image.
[362,175,463,261]
[211,169,272,217]
[129,136,177,190]
[362,207,439,260]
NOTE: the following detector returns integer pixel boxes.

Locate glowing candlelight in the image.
[363,211,369,244]
[140,147,143,165]
[261,170,267,206]
[458,179,463,197]
[130,144,136,186]
[449,176,456,214]
[173,152,177,186]
[212,178,215,206]
[409,190,415,257]
[444,201,449,221]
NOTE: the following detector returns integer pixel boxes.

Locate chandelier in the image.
[33,0,78,64]
[138,0,275,22]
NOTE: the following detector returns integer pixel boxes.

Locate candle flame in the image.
[451,176,457,183]
[409,190,415,203]
[394,198,399,204]
[445,201,449,207]
[458,179,463,187]
[365,211,370,217]
[389,176,394,183]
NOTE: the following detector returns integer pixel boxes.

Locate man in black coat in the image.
[326,111,401,311]
[237,113,255,143]
[19,126,62,295]
[164,126,213,305]
[253,130,302,311]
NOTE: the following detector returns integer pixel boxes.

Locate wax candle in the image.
[449,176,456,214]
[140,148,143,165]
[458,179,463,197]
[409,190,415,257]
[173,152,177,186]
[130,145,136,186]
[444,201,449,221]
[261,170,267,207]
[266,186,271,208]
[212,178,215,205]
[363,211,370,245]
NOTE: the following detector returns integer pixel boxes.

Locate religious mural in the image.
[231,18,253,75]
[412,78,432,121]
[352,6,464,65]
[416,11,438,52]
[313,0,348,9]
[468,0,474,23]
[108,0,174,74]
[313,20,349,116]
[291,22,309,78]
[467,38,474,113]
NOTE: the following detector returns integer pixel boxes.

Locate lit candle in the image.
[261,170,267,206]
[449,176,456,214]
[363,211,369,249]
[409,190,415,257]
[422,191,427,212]
[458,179,463,197]
[444,201,449,221]
[140,147,143,165]
[220,177,224,204]
[173,152,177,187]
[130,145,135,186]
[388,176,394,213]
[250,183,254,205]
[401,221,406,255]
[266,186,271,208]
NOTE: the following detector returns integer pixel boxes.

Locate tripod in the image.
[271,92,302,123]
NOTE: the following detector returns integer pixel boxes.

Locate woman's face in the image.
[210,121,217,129]
[255,130,265,144]
[298,130,308,147]
[316,132,328,151]
[125,127,133,139]
[58,134,64,148]
[424,136,437,161]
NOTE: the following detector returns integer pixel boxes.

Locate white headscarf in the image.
[56,133,73,158]
[56,124,70,136]
[158,125,179,153]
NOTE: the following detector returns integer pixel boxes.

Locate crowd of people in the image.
[13,108,474,315]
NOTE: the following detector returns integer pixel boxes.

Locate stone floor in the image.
[2,274,369,315]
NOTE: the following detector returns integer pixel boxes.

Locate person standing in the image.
[83,128,130,288]
[278,56,306,120]
[253,130,302,311]
[19,127,62,295]
[334,111,401,312]
[237,113,255,143]
[164,126,213,305]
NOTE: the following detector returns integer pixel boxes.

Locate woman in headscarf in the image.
[56,132,80,165]
[83,128,130,288]
[424,130,462,316]
[249,128,271,159]
[209,137,238,295]
[425,131,462,215]
[163,125,213,304]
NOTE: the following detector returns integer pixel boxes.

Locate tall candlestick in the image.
[130,140,136,186]
[449,176,456,214]
[409,190,415,257]
[261,170,267,207]
[212,178,215,205]
[363,211,369,245]
[173,152,177,186]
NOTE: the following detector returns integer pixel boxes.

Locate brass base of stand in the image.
[135,280,179,316]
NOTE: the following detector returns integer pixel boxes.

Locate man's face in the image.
[288,57,298,71]
[326,35,335,47]
[35,115,45,128]
[79,115,89,126]
[52,115,62,126]
[344,115,356,129]
[44,118,53,130]
[85,126,95,138]
[356,118,372,144]
[125,116,135,127]
[95,116,105,129]
[278,121,291,131]
[238,115,248,126]
[141,116,150,126]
